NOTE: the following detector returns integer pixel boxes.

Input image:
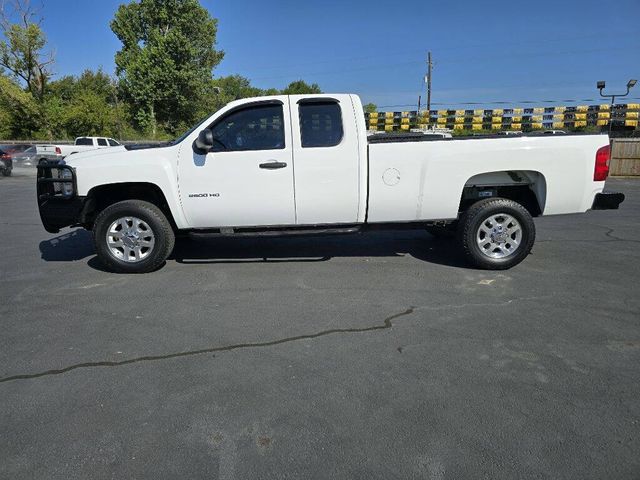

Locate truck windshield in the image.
[168,115,211,146]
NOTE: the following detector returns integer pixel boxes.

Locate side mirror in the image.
[193,129,214,154]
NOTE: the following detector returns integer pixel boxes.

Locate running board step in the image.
[188,225,363,238]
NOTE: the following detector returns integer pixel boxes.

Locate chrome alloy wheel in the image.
[106,216,155,263]
[476,213,522,259]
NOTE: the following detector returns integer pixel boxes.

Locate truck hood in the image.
[64,143,180,170]
[64,146,127,165]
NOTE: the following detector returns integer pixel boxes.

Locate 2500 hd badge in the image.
[188,193,220,198]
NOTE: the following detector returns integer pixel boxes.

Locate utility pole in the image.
[425,51,433,125]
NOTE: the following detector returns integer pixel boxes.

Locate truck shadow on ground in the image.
[38,230,95,262]
[170,231,469,268]
[38,230,470,269]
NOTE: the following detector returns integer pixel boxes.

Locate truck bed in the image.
[366,133,610,223]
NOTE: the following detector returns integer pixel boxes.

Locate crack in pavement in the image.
[0,307,416,384]
[603,227,640,244]
[0,296,548,385]
[537,227,640,244]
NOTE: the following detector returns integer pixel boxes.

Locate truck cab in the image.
[181,94,367,228]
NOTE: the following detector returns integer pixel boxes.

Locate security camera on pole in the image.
[597,79,637,134]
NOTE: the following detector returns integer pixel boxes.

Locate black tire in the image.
[93,200,175,273]
[426,222,457,239]
[1,168,10,177]
[457,197,535,270]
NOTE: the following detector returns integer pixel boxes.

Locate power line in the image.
[244,45,638,82]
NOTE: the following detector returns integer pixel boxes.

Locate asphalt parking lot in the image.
[1,167,639,479]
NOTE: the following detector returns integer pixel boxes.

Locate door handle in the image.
[259,161,287,170]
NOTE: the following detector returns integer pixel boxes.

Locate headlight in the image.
[60,169,74,197]
[53,168,74,197]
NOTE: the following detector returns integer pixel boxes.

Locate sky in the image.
[33,0,640,110]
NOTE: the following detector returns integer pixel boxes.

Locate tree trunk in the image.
[150,104,157,138]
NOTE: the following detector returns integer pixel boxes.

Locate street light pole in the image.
[597,79,637,135]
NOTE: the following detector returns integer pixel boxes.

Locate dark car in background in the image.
[1,144,35,168]
[1,144,32,156]
[10,145,38,166]
[0,147,13,176]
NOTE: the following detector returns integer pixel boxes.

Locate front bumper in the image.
[592,191,625,210]
[36,161,86,233]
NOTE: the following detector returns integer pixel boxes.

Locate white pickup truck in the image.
[37,94,624,273]
[56,136,122,158]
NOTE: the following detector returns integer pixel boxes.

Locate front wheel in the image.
[93,200,175,273]
[457,198,535,270]
[1,168,10,177]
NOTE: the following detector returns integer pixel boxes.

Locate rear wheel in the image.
[1,168,10,177]
[458,198,535,270]
[93,200,175,273]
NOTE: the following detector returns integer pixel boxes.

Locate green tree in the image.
[0,0,53,102]
[111,0,224,137]
[62,90,114,138]
[364,102,377,113]
[213,74,263,101]
[0,103,10,138]
[48,69,114,104]
[198,76,283,120]
[46,74,76,102]
[281,80,322,95]
[0,73,39,138]
[44,68,122,139]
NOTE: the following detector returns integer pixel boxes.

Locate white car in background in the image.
[12,145,61,165]
[56,137,123,158]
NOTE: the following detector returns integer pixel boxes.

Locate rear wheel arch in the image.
[459,170,547,217]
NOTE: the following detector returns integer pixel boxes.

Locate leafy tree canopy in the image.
[111,0,224,136]
[0,73,39,136]
[0,0,53,101]
[281,80,322,95]
[364,102,377,113]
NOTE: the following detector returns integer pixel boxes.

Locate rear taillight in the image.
[55,146,62,155]
[594,145,610,181]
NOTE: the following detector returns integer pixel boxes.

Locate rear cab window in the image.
[298,100,344,148]
[75,137,93,146]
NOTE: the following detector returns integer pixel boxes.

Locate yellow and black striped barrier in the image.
[365,103,640,132]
